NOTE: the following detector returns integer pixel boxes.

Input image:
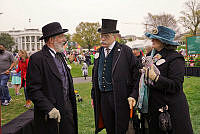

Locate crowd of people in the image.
[0,46,31,107]
[0,46,93,107]
[66,51,95,66]
[0,19,194,134]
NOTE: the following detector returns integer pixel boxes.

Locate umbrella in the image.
[126,108,135,134]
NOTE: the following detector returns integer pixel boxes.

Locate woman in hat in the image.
[143,26,193,134]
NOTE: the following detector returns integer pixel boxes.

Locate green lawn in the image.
[183,77,200,134]
[70,63,93,78]
[1,77,200,134]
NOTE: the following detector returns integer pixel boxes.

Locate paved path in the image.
[73,77,92,84]
[8,77,92,88]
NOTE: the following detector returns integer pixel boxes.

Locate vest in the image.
[53,56,69,102]
[98,46,115,92]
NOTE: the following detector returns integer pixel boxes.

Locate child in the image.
[11,60,21,95]
[81,62,88,80]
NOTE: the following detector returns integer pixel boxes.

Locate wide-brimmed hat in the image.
[39,22,68,40]
[145,26,179,46]
[98,19,119,34]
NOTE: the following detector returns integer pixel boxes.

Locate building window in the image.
[37,43,40,50]
[22,43,25,49]
[37,36,40,42]
[31,36,35,42]
[22,37,25,42]
[32,44,35,51]
[27,44,30,51]
[26,36,30,42]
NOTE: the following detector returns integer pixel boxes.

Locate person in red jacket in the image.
[14,50,31,108]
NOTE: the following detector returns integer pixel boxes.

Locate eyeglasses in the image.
[100,34,112,39]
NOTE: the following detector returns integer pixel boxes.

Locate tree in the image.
[72,22,100,50]
[144,12,180,34]
[179,0,200,35]
[116,34,127,44]
[65,33,71,42]
[0,33,15,51]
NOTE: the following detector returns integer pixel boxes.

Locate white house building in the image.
[0,28,45,54]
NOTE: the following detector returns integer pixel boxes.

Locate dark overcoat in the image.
[91,42,139,134]
[147,48,193,134]
[26,45,78,134]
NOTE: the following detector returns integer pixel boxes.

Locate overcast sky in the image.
[0,0,188,36]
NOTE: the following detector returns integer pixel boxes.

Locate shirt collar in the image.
[105,41,116,51]
[48,47,56,58]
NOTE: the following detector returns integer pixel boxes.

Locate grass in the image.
[183,77,200,134]
[1,88,28,125]
[1,77,200,134]
[69,63,93,78]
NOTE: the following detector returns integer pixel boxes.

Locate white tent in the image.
[126,39,152,49]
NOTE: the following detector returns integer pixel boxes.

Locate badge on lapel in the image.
[156,59,166,66]
[153,53,162,63]
[94,53,99,59]
[118,49,121,52]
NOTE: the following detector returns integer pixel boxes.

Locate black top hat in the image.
[39,22,68,40]
[98,19,119,34]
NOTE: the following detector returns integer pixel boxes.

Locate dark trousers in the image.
[60,100,75,134]
[0,74,11,103]
[100,92,115,134]
[22,79,29,100]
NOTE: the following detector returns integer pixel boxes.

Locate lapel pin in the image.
[156,59,166,66]
[118,49,121,51]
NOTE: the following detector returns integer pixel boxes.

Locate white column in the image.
[24,36,27,51]
[29,36,32,53]
[20,37,22,50]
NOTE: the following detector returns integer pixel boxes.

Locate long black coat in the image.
[26,45,78,134]
[91,42,139,134]
[147,48,193,134]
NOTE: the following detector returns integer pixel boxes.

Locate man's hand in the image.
[128,97,136,109]
[5,70,10,74]
[48,108,61,123]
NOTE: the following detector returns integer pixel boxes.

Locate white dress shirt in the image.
[104,41,116,57]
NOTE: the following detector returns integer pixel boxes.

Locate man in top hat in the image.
[91,19,139,134]
[26,22,78,134]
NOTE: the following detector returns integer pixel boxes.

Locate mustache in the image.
[100,41,108,45]
[54,41,66,46]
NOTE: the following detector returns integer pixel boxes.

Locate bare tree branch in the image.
[179,0,200,35]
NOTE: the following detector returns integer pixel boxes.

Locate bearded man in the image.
[26,22,78,134]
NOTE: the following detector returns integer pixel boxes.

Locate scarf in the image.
[137,49,155,113]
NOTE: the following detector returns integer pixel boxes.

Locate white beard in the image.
[54,42,64,53]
